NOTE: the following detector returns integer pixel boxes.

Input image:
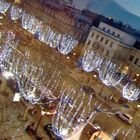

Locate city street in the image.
[0,3,140,140]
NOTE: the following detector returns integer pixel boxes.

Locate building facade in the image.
[127,48,140,85]
[84,21,140,85]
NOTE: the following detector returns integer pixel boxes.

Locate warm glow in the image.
[41,111,46,116]
[14,20,17,23]
[90,131,112,140]
[125,66,129,70]
[46,110,56,115]
[122,66,129,74]
[136,74,140,77]
[14,0,21,4]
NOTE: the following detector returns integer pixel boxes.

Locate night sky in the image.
[114,0,140,17]
[73,0,140,30]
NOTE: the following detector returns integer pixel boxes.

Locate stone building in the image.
[84,21,140,85]
[85,22,136,61]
